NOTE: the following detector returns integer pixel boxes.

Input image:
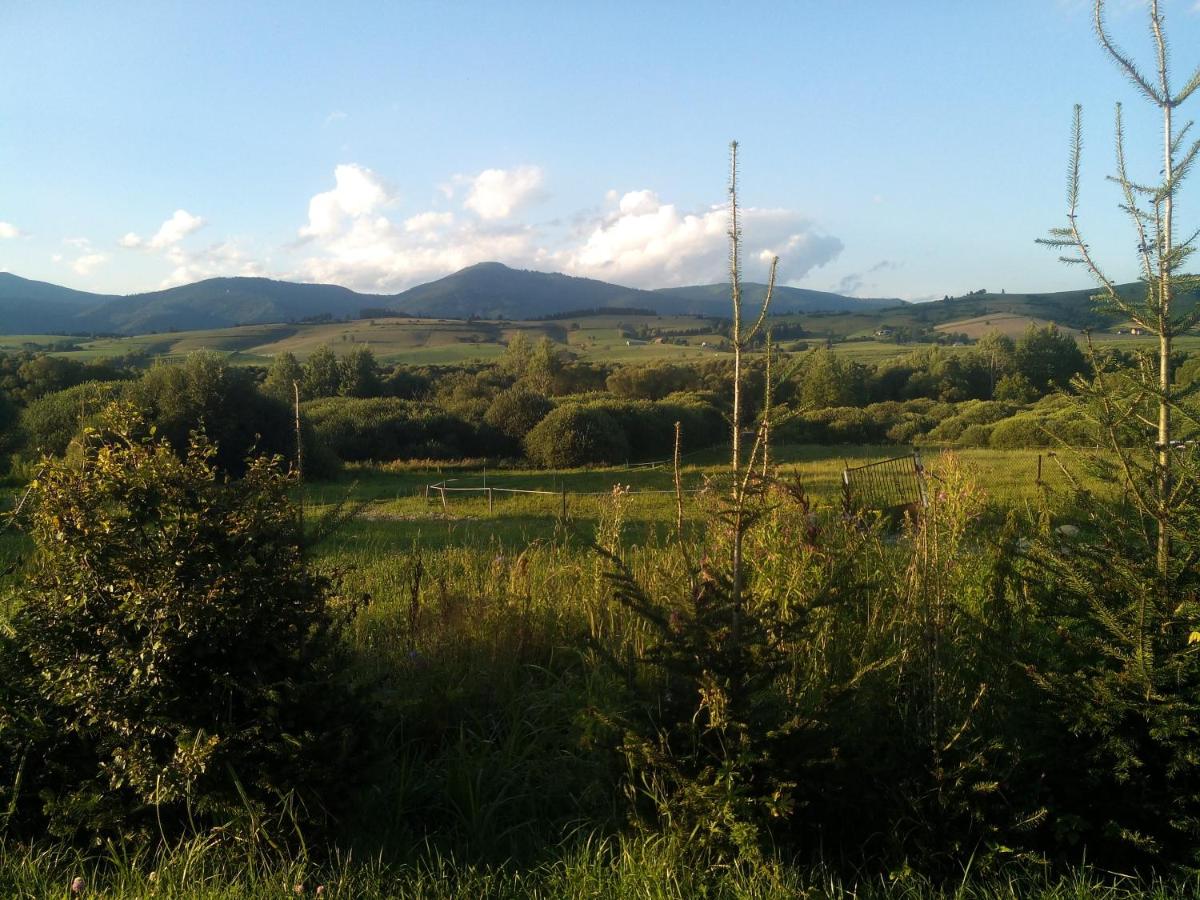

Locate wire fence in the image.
[422,476,706,515]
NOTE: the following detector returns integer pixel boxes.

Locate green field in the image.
[7,314,727,366]
[9,307,1197,370]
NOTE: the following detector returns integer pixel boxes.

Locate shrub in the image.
[18,381,123,457]
[484,387,553,441]
[123,353,309,476]
[0,411,368,843]
[925,400,1015,443]
[524,405,629,468]
[304,396,490,461]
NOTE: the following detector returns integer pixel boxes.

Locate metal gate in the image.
[842,450,927,515]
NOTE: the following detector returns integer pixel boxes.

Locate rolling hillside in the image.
[0,263,907,335]
[654,282,903,314]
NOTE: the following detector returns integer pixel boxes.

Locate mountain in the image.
[386,262,906,319]
[653,282,904,315]
[0,273,116,333]
[0,273,369,335]
[88,277,367,334]
[387,262,658,318]
[0,263,1164,338]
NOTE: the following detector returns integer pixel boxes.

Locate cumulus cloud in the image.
[300,164,394,239]
[121,209,206,250]
[54,238,110,276]
[72,253,108,276]
[158,240,266,288]
[297,211,535,292]
[463,166,545,220]
[0,222,20,239]
[404,211,455,234]
[291,164,844,293]
[554,190,843,288]
[293,164,542,291]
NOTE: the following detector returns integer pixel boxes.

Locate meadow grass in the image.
[0,442,1124,896]
[2,835,1198,899]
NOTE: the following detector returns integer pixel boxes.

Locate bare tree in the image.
[726,141,778,612]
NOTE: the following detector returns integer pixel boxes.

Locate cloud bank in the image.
[292,164,842,293]
[51,163,845,294]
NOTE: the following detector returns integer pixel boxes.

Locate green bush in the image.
[304,396,491,461]
[524,405,630,467]
[0,411,368,843]
[122,353,312,476]
[484,387,553,441]
[925,400,1016,443]
[18,381,124,457]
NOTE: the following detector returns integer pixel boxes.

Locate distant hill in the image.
[0,263,1184,338]
[0,273,370,336]
[387,262,660,318]
[654,282,904,315]
[90,277,367,334]
[0,273,116,333]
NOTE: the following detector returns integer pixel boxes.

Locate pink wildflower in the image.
[71,877,85,894]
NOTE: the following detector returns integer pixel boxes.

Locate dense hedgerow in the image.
[304,396,504,461]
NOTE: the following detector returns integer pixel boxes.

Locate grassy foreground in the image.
[0,445,1142,897]
[1,836,1197,899]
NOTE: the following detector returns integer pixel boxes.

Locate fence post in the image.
[1036,454,1043,486]
[439,487,448,513]
[488,487,494,514]
[561,488,567,521]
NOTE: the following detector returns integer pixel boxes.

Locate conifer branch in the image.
[1094,1,1165,105]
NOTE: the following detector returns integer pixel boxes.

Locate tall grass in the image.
[2,835,1198,899]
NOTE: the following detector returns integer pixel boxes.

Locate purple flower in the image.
[71,878,85,895]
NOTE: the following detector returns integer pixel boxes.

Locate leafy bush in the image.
[924,400,1015,443]
[304,396,492,461]
[524,405,629,468]
[0,411,369,843]
[18,381,124,457]
[484,387,553,441]
[123,353,312,476]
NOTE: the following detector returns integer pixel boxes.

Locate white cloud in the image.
[300,164,394,239]
[121,209,206,250]
[157,240,266,288]
[0,222,19,239]
[55,237,109,277]
[553,190,843,288]
[404,211,455,234]
[323,110,348,127]
[297,212,535,292]
[294,164,540,290]
[72,252,109,276]
[150,209,205,248]
[463,165,545,220]
[291,164,843,293]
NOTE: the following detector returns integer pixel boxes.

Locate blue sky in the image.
[2,0,1200,299]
